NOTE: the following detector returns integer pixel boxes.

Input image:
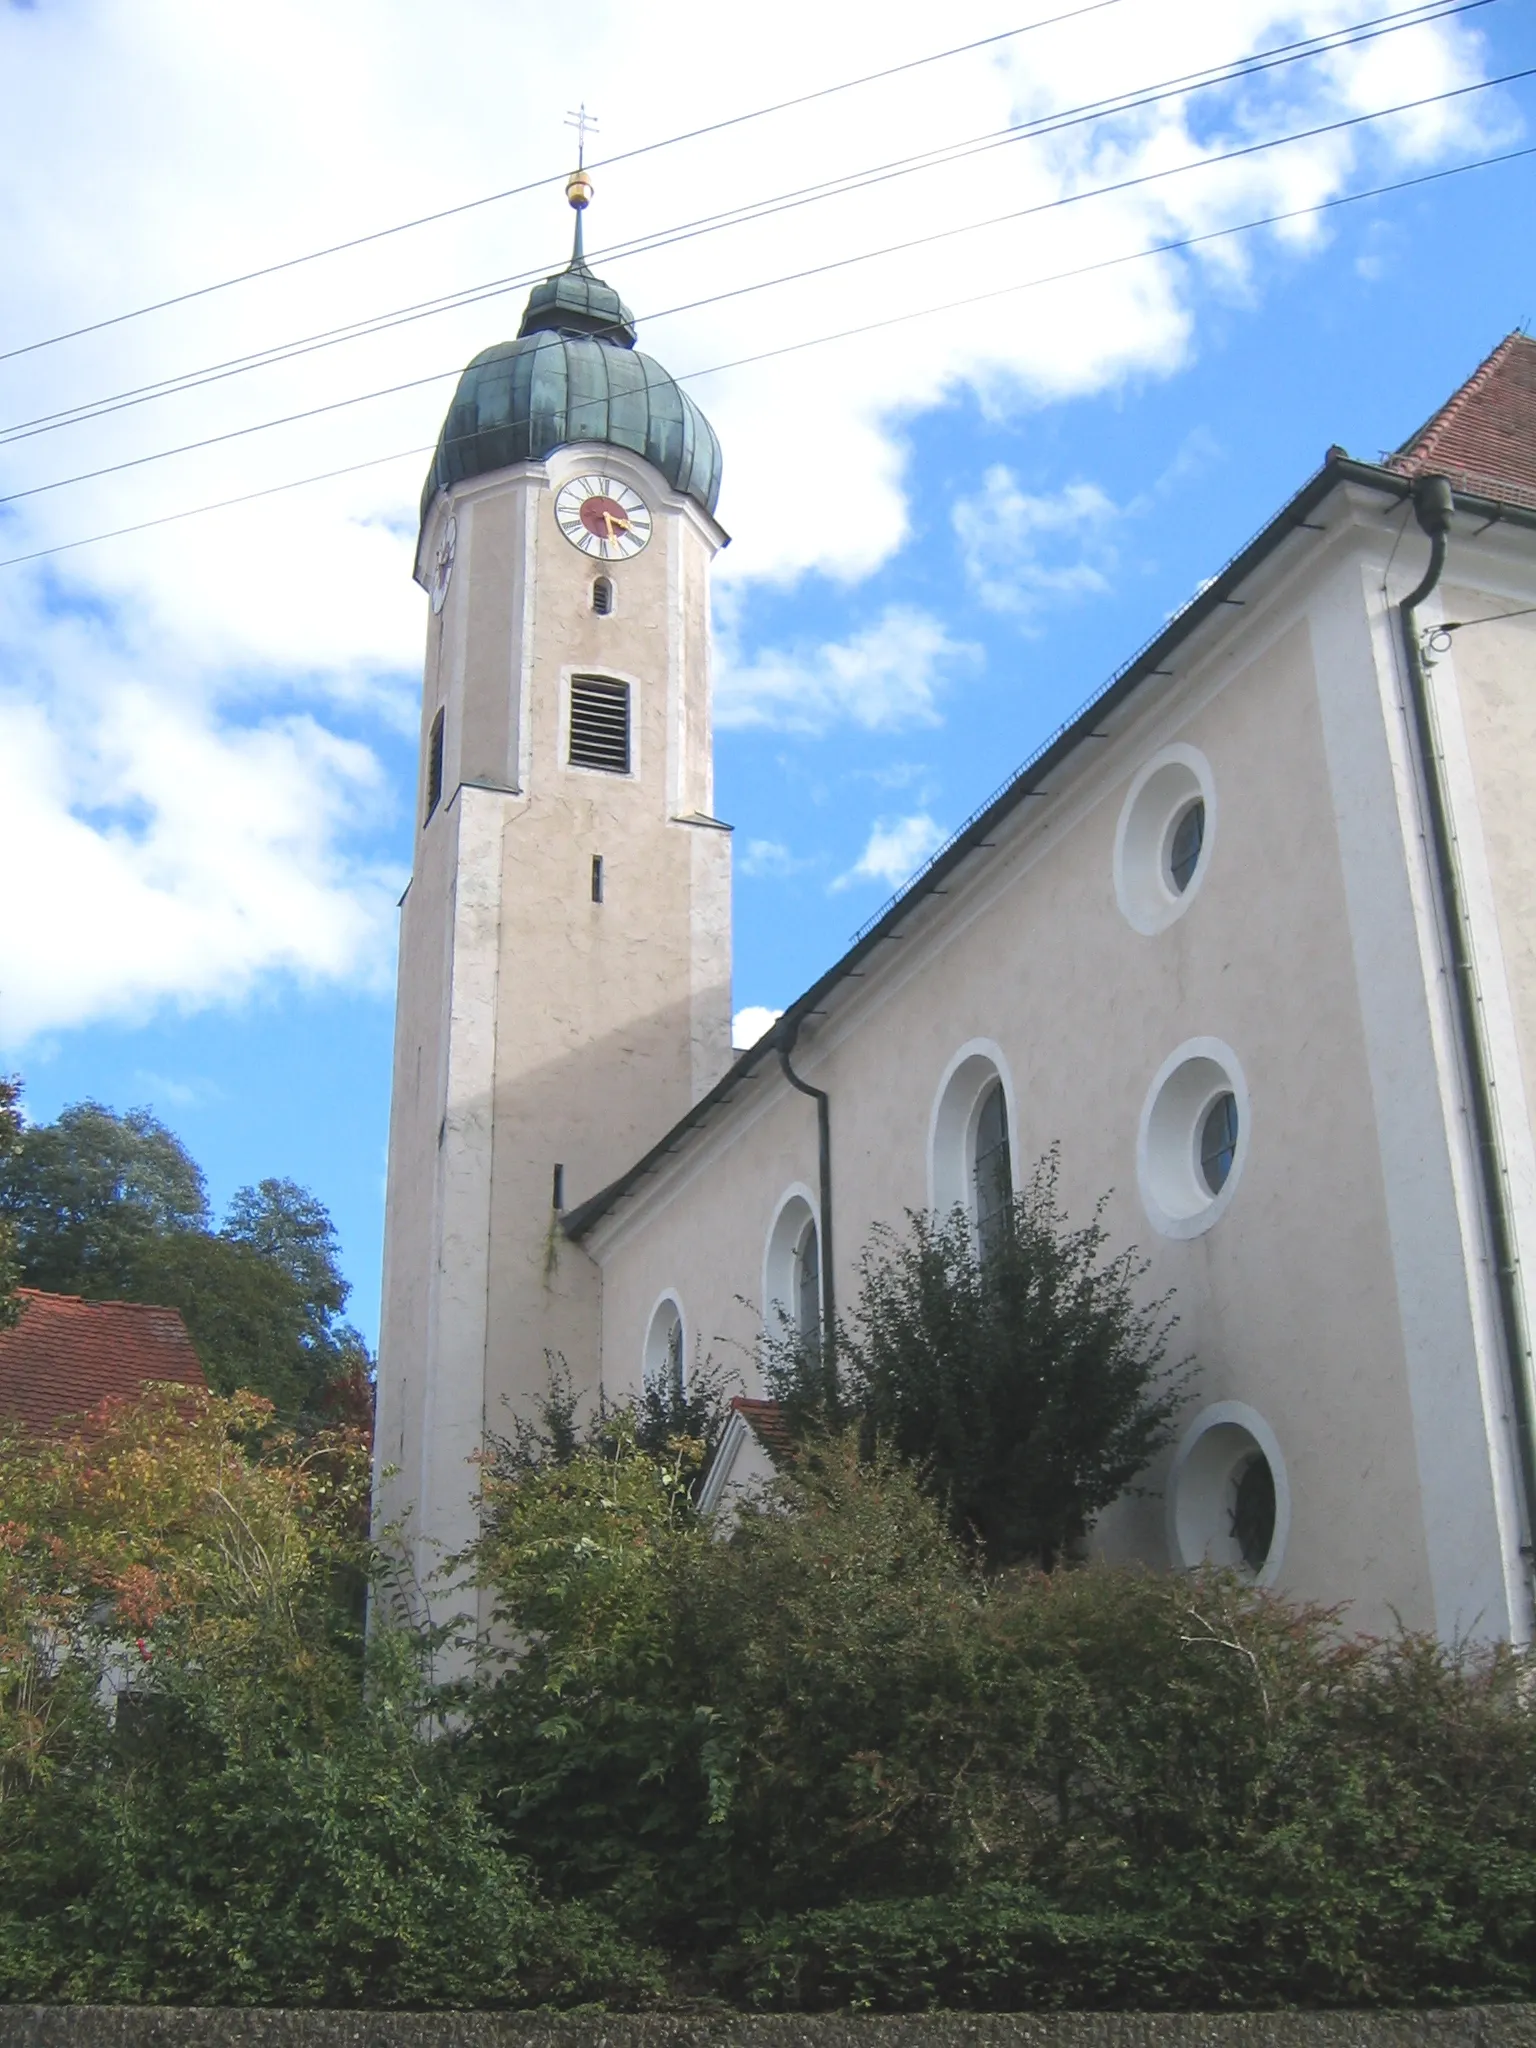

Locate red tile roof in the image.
[731,1395,795,1462]
[0,1288,206,1432]
[1388,332,1536,513]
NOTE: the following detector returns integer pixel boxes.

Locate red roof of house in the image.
[731,1395,795,1462]
[1388,332,1536,513]
[0,1288,206,1432]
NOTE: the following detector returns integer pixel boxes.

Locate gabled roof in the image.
[564,337,1536,1245]
[696,1396,792,1518]
[1389,332,1536,513]
[0,1288,206,1432]
[730,1397,793,1460]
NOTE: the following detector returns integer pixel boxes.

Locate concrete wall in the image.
[586,504,1534,1641]
[5,2007,1536,2048]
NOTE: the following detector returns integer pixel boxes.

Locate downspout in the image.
[779,1019,834,1334]
[1398,471,1536,1623]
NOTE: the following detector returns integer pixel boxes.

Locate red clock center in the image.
[579,495,630,538]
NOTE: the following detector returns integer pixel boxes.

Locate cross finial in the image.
[565,103,598,169]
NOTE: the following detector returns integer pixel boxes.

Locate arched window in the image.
[793,1213,821,1348]
[765,1190,820,1351]
[930,1046,1016,1246]
[973,1078,1013,1253]
[644,1296,685,1395]
[591,575,614,616]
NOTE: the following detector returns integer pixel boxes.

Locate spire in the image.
[564,102,598,270]
[565,167,593,271]
[517,150,637,347]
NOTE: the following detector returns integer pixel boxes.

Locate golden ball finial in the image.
[566,169,593,211]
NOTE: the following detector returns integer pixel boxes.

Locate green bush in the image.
[723,1892,1204,2012]
[462,1436,1536,2007]
[0,1647,662,2009]
[7,1372,1536,2011]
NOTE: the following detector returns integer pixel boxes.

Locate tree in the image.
[0,1101,207,1296]
[222,1178,348,1317]
[0,1099,371,1430]
[765,1150,1187,1569]
[0,1078,21,1329]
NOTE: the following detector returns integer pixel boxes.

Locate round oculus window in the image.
[1138,1040,1248,1238]
[1167,1402,1289,1585]
[1114,746,1215,934]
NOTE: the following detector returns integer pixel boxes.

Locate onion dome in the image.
[419,174,722,532]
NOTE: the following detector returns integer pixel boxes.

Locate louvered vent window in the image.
[591,575,614,616]
[424,707,445,823]
[568,675,630,774]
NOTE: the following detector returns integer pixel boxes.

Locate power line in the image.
[4,63,1527,513]
[683,144,1536,384]
[0,0,1132,368]
[3,137,1528,573]
[0,448,436,569]
[0,0,1492,451]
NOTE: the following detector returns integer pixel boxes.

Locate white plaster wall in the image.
[588,518,1533,1639]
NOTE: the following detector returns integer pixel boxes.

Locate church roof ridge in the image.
[563,409,1536,1247]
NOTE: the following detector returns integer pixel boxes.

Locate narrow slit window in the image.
[591,575,614,616]
[424,707,445,823]
[591,854,604,903]
[568,674,630,774]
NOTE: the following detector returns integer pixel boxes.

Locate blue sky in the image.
[2,0,1532,1346]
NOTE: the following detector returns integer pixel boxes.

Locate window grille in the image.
[424,707,445,823]
[568,675,630,774]
[592,575,614,616]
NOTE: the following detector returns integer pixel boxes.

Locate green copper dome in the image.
[419,223,722,530]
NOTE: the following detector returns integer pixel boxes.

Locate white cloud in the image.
[731,1005,783,1049]
[832,813,948,894]
[0,0,1509,1038]
[0,613,400,1046]
[738,838,810,879]
[130,1071,221,1111]
[953,467,1121,620]
[718,607,977,733]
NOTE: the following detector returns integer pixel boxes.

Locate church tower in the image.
[373,172,732,1599]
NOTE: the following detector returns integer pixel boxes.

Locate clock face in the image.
[554,475,652,560]
[429,514,457,614]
